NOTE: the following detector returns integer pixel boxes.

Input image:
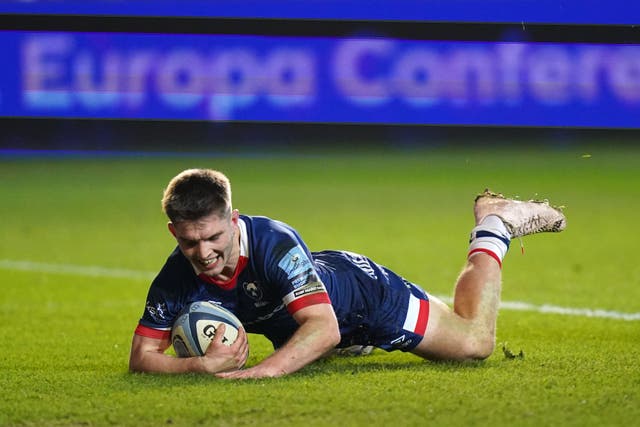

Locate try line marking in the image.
[2,259,639,322]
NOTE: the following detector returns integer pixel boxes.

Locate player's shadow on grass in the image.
[124,357,487,386]
[123,351,493,386]
[299,353,488,377]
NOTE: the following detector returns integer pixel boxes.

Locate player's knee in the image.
[463,335,495,360]
[450,330,495,360]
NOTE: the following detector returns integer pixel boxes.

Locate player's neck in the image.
[215,223,242,282]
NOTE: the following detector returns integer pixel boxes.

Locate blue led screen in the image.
[0,0,638,25]
[2,31,639,128]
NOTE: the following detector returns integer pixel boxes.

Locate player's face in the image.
[169,210,239,280]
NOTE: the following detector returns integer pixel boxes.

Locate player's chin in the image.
[198,266,221,277]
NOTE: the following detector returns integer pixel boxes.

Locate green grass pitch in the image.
[1,144,639,426]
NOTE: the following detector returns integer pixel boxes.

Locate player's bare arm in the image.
[217,302,340,379]
[129,324,248,374]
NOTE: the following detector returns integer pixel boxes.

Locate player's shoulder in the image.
[240,214,295,232]
[151,247,195,290]
[240,214,308,259]
[162,246,191,270]
[240,214,301,242]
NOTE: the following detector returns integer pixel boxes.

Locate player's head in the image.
[162,169,232,223]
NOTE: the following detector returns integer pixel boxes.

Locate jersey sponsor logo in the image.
[277,245,313,281]
[283,281,327,305]
[290,272,315,288]
[242,303,286,326]
[293,283,326,298]
[145,301,169,322]
[390,334,406,345]
[345,251,377,280]
[390,335,414,350]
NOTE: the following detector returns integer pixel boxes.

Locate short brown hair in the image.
[162,169,232,223]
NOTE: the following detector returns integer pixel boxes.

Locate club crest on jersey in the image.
[243,281,263,301]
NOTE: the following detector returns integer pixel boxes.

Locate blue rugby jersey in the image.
[135,214,430,350]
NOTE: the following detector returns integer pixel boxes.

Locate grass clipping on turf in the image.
[502,342,525,360]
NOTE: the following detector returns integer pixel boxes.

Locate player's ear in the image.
[230,209,239,224]
[168,222,177,237]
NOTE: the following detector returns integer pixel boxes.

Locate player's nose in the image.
[196,241,211,259]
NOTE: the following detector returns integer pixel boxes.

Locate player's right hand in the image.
[199,324,249,374]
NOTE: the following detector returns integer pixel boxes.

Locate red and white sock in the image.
[468,215,511,268]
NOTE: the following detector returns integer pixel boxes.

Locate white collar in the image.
[238,217,249,258]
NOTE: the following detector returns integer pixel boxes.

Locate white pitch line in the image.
[436,296,640,322]
[501,300,640,321]
[2,259,639,322]
[0,259,155,281]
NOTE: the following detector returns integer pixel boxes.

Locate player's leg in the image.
[411,190,566,361]
[412,252,502,360]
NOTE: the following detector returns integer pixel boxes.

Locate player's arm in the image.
[217,302,340,379]
[129,324,249,374]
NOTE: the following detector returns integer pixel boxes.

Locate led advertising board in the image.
[3,31,639,128]
[0,0,637,25]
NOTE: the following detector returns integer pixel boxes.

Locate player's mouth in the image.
[199,255,221,270]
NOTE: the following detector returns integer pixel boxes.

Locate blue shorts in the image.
[314,250,431,352]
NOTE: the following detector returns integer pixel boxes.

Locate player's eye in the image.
[207,233,222,242]
[181,239,198,248]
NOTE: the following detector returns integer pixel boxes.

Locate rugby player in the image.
[129,168,566,378]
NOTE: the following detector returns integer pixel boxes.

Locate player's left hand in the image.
[215,363,286,379]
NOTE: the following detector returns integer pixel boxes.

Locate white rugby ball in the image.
[171,301,243,358]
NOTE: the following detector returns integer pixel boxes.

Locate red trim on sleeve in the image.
[286,292,331,315]
[134,324,171,340]
[468,248,502,269]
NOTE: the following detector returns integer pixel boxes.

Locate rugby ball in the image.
[171,301,243,358]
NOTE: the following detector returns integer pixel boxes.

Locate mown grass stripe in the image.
[2,258,638,322]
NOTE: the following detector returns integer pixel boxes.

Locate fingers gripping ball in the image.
[171,301,243,357]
